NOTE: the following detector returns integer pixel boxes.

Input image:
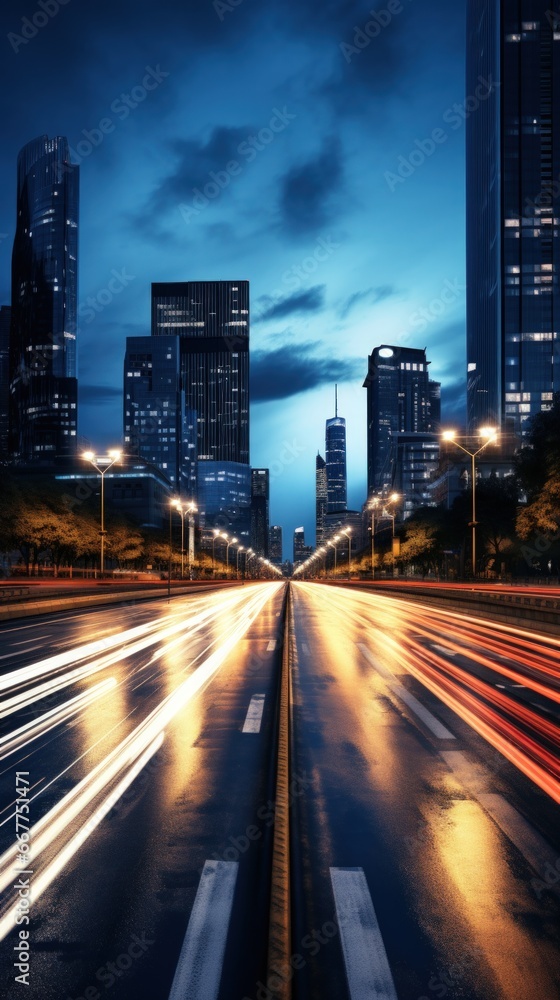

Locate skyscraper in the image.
[123,335,195,494]
[0,307,10,460]
[269,525,283,566]
[363,345,440,503]
[250,468,269,556]
[315,452,327,544]
[151,280,251,539]
[466,3,560,436]
[325,386,347,513]
[9,136,79,462]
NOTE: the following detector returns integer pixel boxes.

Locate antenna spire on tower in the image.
[335,383,338,417]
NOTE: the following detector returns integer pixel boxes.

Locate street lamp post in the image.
[442,427,498,578]
[226,536,237,576]
[341,528,352,579]
[368,498,380,579]
[236,545,244,580]
[173,500,198,579]
[82,449,122,577]
[327,536,339,578]
[212,529,221,577]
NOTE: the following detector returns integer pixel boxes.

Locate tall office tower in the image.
[250,468,269,556]
[123,336,195,494]
[9,136,78,462]
[363,345,440,500]
[293,526,307,565]
[0,307,10,460]
[152,280,251,538]
[269,525,283,566]
[466,4,560,437]
[325,386,347,513]
[315,452,327,544]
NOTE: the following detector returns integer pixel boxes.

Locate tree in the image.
[398,522,438,577]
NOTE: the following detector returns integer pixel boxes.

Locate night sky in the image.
[0,0,467,548]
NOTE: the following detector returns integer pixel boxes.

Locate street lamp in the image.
[442,427,498,578]
[236,544,244,580]
[173,500,197,579]
[225,536,237,576]
[82,449,122,577]
[212,529,221,577]
[367,498,381,579]
[327,535,340,578]
[340,527,352,579]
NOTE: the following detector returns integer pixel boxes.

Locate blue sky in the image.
[0,0,467,550]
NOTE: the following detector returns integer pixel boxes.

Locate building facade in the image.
[123,335,195,495]
[151,281,251,537]
[269,524,283,565]
[466,2,560,436]
[0,307,10,460]
[315,452,327,544]
[325,388,347,514]
[9,136,79,462]
[363,345,440,499]
[250,468,269,556]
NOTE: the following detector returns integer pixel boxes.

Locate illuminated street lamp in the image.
[81,449,122,576]
[340,527,352,579]
[327,535,340,578]
[225,536,237,576]
[173,499,198,579]
[442,427,498,578]
[236,544,244,580]
[212,529,221,577]
[367,497,381,579]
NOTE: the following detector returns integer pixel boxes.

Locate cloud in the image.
[338,284,397,319]
[79,384,122,405]
[440,378,466,424]
[256,285,326,322]
[277,137,344,234]
[251,342,362,402]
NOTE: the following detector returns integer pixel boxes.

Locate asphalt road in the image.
[0,582,558,1000]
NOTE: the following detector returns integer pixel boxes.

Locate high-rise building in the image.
[315,452,327,544]
[269,525,283,566]
[363,345,440,502]
[123,335,195,495]
[325,386,347,514]
[9,136,79,462]
[466,3,560,436]
[0,307,10,460]
[250,468,269,556]
[293,526,312,565]
[151,280,251,538]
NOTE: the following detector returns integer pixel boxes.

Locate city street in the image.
[0,583,559,999]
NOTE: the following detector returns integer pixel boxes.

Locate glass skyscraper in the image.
[315,453,327,543]
[363,345,440,498]
[0,306,10,460]
[325,388,347,514]
[9,136,79,461]
[251,468,270,556]
[123,335,195,495]
[151,281,251,537]
[466,3,560,436]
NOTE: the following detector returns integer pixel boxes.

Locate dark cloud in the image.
[256,286,325,322]
[338,284,397,319]
[79,385,122,405]
[142,127,254,216]
[251,343,362,402]
[277,137,344,234]
[440,378,466,425]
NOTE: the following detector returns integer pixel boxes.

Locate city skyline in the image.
[0,0,466,545]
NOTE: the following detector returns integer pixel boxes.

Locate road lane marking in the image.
[441,751,560,888]
[358,644,455,740]
[168,860,238,1000]
[330,867,398,1000]
[0,643,45,661]
[267,639,277,651]
[242,694,266,733]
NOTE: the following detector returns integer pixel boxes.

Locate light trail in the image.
[0,582,282,942]
[295,583,560,804]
